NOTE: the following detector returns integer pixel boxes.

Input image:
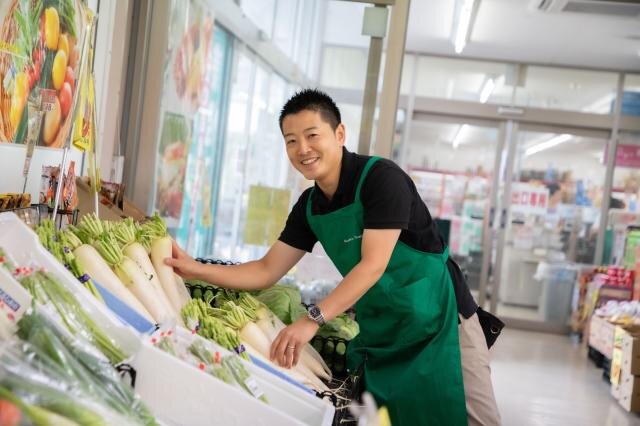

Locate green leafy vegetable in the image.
[255,284,307,325]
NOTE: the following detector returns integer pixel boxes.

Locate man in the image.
[166,89,500,425]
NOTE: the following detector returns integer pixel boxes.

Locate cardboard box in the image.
[612,379,623,400]
[618,373,640,412]
[597,285,633,308]
[589,315,616,358]
[612,347,624,385]
[634,246,640,301]
[76,177,147,222]
[621,327,640,375]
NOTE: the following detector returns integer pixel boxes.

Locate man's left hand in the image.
[270,317,319,369]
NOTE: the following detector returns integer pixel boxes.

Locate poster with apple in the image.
[0,0,88,147]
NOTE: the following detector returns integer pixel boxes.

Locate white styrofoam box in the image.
[0,212,140,354]
[130,340,306,426]
[173,328,335,426]
[0,143,84,203]
[0,213,335,425]
[0,266,32,329]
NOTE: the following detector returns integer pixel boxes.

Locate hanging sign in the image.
[510,182,549,215]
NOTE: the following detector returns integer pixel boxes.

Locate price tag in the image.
[244,378,265,399]
[40,89,57,112]
[22,93,45,178]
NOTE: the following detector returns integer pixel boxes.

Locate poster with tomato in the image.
[170,7,213,112]
[0,0,87,147]
[156,112,191,223]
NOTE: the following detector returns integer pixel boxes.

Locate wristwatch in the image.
[307,304,326,326]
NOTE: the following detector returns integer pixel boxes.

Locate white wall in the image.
[92,0,132,183]
[0,144,83,202]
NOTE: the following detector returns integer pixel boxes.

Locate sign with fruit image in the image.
[156,112,191,221]
[0,0,87,147]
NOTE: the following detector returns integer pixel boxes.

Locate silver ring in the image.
[286,345,296,350]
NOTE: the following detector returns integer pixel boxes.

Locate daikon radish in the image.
[113,219,178,321]
[69,235,154,322]
[140,215,189,313]
[243,342,329,392]
[229,295,332,382]
[255,305,332,380]
[173,273,192,306]
[93,235,160,323]
[239,321,328,391]
[151,236,185,314]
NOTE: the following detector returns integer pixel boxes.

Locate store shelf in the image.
[0,212,335,426]
[0,212,141,353]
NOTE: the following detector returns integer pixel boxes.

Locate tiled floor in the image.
[491,329,640,425]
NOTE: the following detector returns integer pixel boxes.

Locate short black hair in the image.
[279,88,341,132]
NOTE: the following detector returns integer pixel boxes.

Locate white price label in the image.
[41,89,57,112]
[244,378,264,399]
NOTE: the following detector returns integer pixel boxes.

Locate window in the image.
[514,66,618,114]
[414,56,513,105]
[240,0,276,38]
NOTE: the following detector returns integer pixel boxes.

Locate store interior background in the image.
[0,0,638,327]
[1,0,639,422]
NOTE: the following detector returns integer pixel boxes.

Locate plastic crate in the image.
[311,335,349,380]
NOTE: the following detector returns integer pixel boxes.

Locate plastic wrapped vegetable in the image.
[255,284,307,325]
[0,343,137,426]
[0,256,127,365]
[222,355,269,404]
[16,309,157,426]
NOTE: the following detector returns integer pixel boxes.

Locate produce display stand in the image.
[0,212,335,425]
[189,260,358,426]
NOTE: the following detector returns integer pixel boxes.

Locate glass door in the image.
[404,115,502,297]
[489,125,610,326]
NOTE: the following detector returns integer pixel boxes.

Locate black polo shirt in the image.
[279,147,478,318]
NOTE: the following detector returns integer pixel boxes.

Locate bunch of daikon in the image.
[182,289,332,392]
[41,213,192,326]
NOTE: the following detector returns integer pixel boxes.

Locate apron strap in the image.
[305,186,315,219]
[354,156,381,203]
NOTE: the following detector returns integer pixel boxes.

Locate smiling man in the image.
[166,89,499,426]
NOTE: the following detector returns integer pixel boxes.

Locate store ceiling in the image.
[325,0,640,71]
[406,0,640,71]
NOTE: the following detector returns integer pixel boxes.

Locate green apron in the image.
[306,157,467,426]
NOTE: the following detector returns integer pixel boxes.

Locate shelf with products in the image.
[0,212,339,425]
[409,168,490,219]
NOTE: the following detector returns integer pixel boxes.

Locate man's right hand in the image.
[164,240,203,281]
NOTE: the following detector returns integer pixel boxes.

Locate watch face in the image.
[309,305,321,319]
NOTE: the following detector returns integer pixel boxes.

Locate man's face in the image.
[282,110,345,182]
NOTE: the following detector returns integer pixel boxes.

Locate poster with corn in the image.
[0,0,89,147]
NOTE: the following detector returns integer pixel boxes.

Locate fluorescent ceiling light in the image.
[479,78,495,103]
[525,133,573,157]
[581,93,615,114]
[453,0,477,54]
[479,75,505,104]
[452,124,469,149]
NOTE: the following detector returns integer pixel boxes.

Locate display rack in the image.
[0,213,336,425]
[188,258,357,426]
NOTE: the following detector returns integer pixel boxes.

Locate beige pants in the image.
[459,313,501,426]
